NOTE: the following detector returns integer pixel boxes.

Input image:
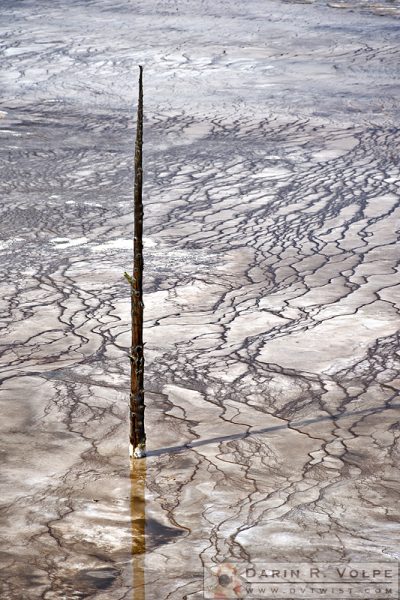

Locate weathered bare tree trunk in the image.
[128,65,146,458]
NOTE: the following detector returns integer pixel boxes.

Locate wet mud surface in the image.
[0,0,399,598]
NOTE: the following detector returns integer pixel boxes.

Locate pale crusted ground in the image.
[0,0,399,599]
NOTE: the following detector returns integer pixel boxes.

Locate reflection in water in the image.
[130,459,146,600]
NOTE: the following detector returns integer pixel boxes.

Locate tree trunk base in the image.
[130,442,146,459]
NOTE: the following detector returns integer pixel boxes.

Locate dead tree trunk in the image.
[128,65,146,458]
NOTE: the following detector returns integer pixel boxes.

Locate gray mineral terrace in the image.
[0,0,399,599]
